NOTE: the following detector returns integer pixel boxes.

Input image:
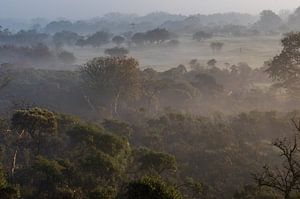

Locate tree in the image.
[253,120,300,199]
[67,123,131,186]
[44,20,73,34]
[112,35,125,46]
[75,38,86,47]
[88,186,116,199]
[233,185,275,199]
[53,31,81,48]
[131,33,146,46]
[265,32,300,96]
[254,10,282,33]
[166,39,180,47]
[31,156,65,197]
[104,47,129,57]
[57,51,76,64]
[10,107,57,179]
[192,73,223,95]
[80,150,122,182]
[102,119,132,137]
[144,28,171,44]
[80,57,141,117]
[288,7,300,30]
[137,150,177,175]
[131,29,171,45]
[85,31,111,47]
[193,31,212,42]
[177,178,210,199]
[207,59,217,67]
[210,42,224,53]
[0,164,19,199]
[123,176,182,199]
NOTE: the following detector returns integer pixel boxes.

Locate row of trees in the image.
[0,44,76,67]
[3,29,300,121]
[1,105,299,198]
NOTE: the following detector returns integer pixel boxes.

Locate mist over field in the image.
[3,1,300,199]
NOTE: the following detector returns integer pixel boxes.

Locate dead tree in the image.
[253,119,300,199]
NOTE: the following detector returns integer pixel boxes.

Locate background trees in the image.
[105,47,129,57]
[57,50,76,64]
[131,28,171,45]
[112,35,125,46]
[76,31,111,47]
[254,10,283,34]
[210,42,224,53]
[52,31,81,48]
[193,31,212,42]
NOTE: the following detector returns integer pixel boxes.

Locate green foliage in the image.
[94,134,131,159]
[88,186,116,199]
[32,156,65,181]
[0,165,7,189]
[81,56,141,98]
[233,185,276,199]
[11,107,57,137]
[66,123,104,146]
[102,119,132,137]
[0,165,18,199]
[131,28,171,45]
[80,150,122,181]
[80,56,141,117]
[11,108,58,155]
[137,150,177,175]
[0,186,20,199]
[124,176,182,199]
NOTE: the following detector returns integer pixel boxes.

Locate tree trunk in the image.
[82,92,96,111]
[10,129,25,182]
[284,193,290,199]
[10,148,18,182]
[113,92,120,118]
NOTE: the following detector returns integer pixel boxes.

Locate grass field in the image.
[69,35,283,71]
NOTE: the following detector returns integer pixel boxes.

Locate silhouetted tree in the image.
[266,32,300,95]
[254,120,300,199]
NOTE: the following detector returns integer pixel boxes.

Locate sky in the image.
[1,0,300,20]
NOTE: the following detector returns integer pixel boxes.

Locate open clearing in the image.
[70,35,282,71]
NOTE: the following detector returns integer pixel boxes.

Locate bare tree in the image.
[253,119,300,199]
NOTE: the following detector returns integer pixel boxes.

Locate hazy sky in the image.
[1,0,300,20]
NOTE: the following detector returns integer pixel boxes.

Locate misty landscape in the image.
[2,0,300,198]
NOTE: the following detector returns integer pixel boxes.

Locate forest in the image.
[2,3,300,199]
